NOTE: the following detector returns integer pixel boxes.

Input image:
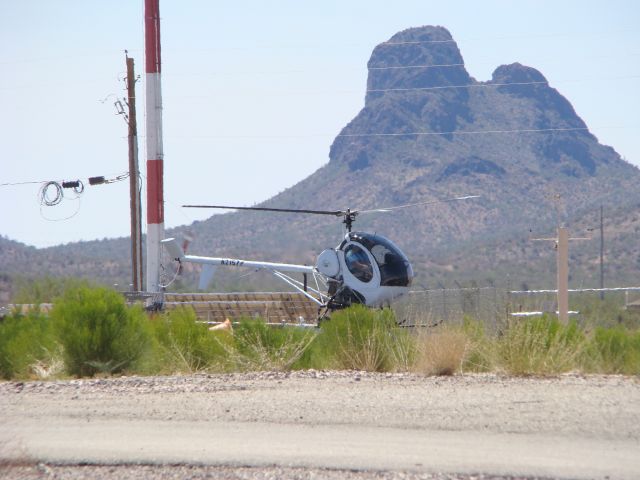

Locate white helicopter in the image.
[161,196,478,313]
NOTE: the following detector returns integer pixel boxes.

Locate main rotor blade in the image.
[183,204,345,216]
[356,195,480,214]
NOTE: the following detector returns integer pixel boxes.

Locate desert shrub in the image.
[0,310,58,379]
[410,316,495,376]
[149,307,232,373]
[231,319,317,371]
[495,315,586,375]
[307,305,415,372]
[412,327,469,376]
[583,326,640,374]
[51,286,150,377]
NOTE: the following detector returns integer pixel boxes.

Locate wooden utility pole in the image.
[126,55,143,291]
[600,205,604,300]
[532,222,589,323]
[549,227,589,323]
[556,227,569,323]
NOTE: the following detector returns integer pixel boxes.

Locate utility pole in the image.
[531,195,590,323]
[533,227,583,324]
[600,205,604,300]
[126,55,143,291]
[556,227,569,323]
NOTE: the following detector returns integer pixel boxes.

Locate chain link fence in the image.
[393,287,509,330]
[392,286,640,329]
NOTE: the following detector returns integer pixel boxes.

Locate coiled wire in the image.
[38,181,63,206]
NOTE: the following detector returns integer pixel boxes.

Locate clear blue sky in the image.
[1,0,638,247]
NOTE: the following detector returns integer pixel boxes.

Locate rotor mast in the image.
[343,209,357,232]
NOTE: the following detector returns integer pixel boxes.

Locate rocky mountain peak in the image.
[490,62,586,134]
[332,26,474,166]
[491,62,547,84]
[366,25,471,98]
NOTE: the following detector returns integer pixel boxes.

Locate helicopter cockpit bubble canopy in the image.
[340,232,414,287]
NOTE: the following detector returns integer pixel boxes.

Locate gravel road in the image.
[1,372,639,479]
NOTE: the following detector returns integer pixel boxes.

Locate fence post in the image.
[441,286,447,323]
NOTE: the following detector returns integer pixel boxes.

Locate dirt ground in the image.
[1,372,639,479]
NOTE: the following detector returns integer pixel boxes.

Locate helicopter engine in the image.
[316,231,414,308]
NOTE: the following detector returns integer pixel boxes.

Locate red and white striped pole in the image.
[145,0,164,292]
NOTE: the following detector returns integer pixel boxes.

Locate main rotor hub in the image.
[343,209,357,232]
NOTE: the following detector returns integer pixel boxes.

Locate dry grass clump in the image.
[29,347,65,380]
[412,328,469,376]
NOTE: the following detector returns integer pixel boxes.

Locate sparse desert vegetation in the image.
[1,284,639,380]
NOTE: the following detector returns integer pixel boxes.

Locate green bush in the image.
[495,315,585,375]
[307,305,415,372]
[231,319,317,371]
[584,326,640,374]
[51,286,150,377]
[148,307,232,373]
[0,310,57,379]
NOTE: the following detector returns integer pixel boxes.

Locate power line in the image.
[0,180,51,187]
[175,28,637,52]
[0,172,129,189]
[165,74,640,99]
[2,66,638,92]
[368,63,465,70]
[164,126,596,140]
[0,50,142,66]
[367,80,549,93]
[155,54,638,78]
[378,29,638,46]
[379,39,457,46]
[368,56,640,71]
[361,75,640,94]
[336,127,590,138]
[1,28,636,67]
